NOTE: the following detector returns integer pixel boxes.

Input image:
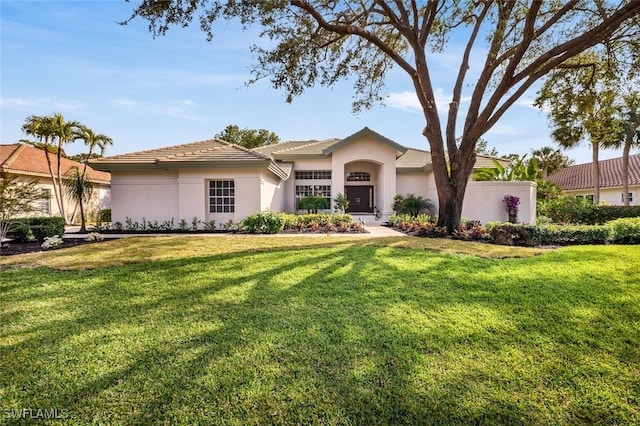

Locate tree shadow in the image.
[1,242,638,424]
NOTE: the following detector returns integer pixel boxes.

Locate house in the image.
[546,153,640,205]
[0,143,111,218]
[89,127,536,226]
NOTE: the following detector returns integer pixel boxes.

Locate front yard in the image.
[1,236,638,424]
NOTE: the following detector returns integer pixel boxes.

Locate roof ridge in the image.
[274,138,340,154]
[104,139,221,159]
[224,140,272,160]
[164,143,228,159]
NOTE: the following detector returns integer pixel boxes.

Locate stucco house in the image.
[1,143,111,218]
[90,127,536,226]
[546,153,640,205]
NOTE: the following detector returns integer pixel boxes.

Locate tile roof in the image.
[254,139,342,158]
[0,144,111,184]
[546,153,640,190]
[90,139,271,167]
[89,138,293,179]
[396,148,433,172]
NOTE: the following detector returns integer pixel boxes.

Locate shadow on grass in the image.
[1,243,638,424]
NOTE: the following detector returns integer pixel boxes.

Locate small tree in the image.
[215,124,280,149]
[62,167,93,233]
[392,194,434,218]
[333,192,349,213]
[0,176,44,247]
[298,195,328,214]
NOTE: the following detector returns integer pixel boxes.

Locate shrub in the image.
[590,205,640,224]
[8,217,65,242]
[537,196,594,224]
[298,195,328,213]
[520,224,610,245]
[608,217,640,244]
[203,220,217,232]
[333,192,349,213]
[538,197,640,225]
[97,209,111,222]
[41,235,63,250]
[241,210,286,234]
[392,194,434,217]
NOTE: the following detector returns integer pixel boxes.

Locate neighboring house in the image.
[0,143,111,219]
[90,127,536,226]
[546,153,640,205]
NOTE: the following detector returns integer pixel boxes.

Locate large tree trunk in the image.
[592,141,600,205]
[622,135,631,206]
[429,133,477,233]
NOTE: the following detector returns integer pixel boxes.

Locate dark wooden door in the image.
[346,186,373,213]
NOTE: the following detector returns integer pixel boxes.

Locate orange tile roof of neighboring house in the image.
[546,153,640,191]
[0,144,111,184]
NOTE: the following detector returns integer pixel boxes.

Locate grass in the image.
[1,236,638,425]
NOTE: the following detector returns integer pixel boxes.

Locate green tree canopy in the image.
[124,1,640,231]
[531,146,574,178]
[215,124,279,149]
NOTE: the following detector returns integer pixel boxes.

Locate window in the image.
[295,185,331,209]
[346,172,371,182]
[294,171,331,180]
[39,189,51,215]
[209,180,235,213]
[585,194,594,204]
[622,192,634,203]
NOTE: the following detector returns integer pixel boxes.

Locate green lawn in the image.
[1,236,638,425]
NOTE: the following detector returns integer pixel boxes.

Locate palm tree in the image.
[62,166,93,233]
[535,53,620,204]
[530,146,574,178]
[73,125,113,179]
[21,115,64,215]
[49,113,82,224]
[612,94,640,206]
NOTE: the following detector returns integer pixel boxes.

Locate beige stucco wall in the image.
[110,167,281,228]
[563,185,640,206]
[463,181,537,224]
[6,173,110,222]
[331,136,398,215]
[261,171,286,212]
[396,173,432,201]
[110,170,180,224]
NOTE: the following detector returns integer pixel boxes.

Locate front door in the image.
[346,186,373,213]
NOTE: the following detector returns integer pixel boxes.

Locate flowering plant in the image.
[503,195,520,223]
[41,235,63,250]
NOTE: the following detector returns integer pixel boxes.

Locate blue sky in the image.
[1,1,634,164]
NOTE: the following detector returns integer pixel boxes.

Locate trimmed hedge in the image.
[538,197,640,224]
[520,224,611,246]
[7,217,65,242]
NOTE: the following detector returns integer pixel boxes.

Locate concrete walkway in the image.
[64,224,407,239]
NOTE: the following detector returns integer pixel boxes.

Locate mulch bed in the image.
[0,239,107,257]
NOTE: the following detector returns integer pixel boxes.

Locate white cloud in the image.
[111,98,201,121]
[112,99,138,109]
[386,89,471,115]
[386,91,421,111]
[0,97,85,111]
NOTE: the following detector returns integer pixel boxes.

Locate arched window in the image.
[346,172,371,182]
